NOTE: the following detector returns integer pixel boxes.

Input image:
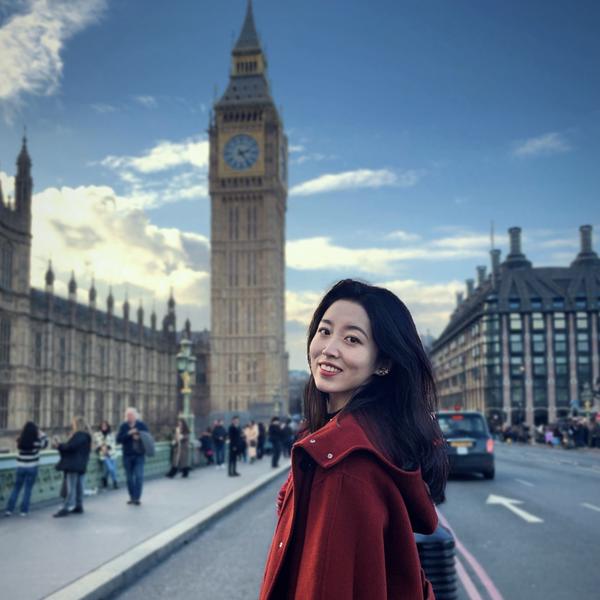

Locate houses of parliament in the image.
[0,1,288,447]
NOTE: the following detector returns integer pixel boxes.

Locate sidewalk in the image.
[0,457,290,600]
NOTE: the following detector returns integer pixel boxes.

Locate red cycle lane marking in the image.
[437,509,504,600]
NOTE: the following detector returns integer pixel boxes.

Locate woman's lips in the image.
[318,363,343,377]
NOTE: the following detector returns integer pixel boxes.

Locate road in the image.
[118,443,600,599]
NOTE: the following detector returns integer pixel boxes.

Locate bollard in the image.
[415,524,458,600]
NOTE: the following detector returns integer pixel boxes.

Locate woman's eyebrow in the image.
[321,319,369,339]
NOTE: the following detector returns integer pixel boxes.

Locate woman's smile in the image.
[318,361,343,376]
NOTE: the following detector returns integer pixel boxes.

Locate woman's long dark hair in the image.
[304,279,448,503]
[18,421,39,450]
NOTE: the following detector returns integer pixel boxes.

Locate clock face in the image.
[223,134,260,171]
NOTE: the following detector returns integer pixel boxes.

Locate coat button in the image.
[278,541,283,548]
[327,453,333,459]
[309,439,316,444]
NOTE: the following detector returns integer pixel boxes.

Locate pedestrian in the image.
[281,418,293,457]
[4,421,48,517]
[166,418,191,478]
[116,407,149,506]
[259,279,447,599]
[240,424,248,463]
[257,422,266,459]
[268,416,282,468]
[212,419,227,469]
[53,416,92,518]
[246,420,259,464]
[200,427,215,464]
[94,420,118,490]
[228,415,242,477]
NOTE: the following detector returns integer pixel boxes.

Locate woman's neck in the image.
[327,392,352,413]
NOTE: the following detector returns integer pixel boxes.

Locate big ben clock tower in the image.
[209,0,288,416]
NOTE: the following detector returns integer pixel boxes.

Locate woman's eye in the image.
[317,327,330,335]
[346,336,361,344]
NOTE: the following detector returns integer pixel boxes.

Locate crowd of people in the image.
[198,415,298,477]
[499,414,600,449]
[3,409,298,517]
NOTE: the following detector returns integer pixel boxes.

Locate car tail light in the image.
[486,438,494,453]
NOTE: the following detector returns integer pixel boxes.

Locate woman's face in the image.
[309,300,380,408]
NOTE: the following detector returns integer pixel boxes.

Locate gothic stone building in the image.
[431,225,600,427]
[0,138,182,448]
[209,1,289,416]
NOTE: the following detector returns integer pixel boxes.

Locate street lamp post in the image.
[176,338,196,466]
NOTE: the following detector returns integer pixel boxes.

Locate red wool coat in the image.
[259,412,437,600]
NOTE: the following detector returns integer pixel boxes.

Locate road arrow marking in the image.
[486,494,544,523]
[582,502,600,513]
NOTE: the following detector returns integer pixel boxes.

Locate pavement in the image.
[117,442,600,600]
[0,456,291,600]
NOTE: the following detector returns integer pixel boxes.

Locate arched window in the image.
[0,242,13,290]
[0,317,10,365]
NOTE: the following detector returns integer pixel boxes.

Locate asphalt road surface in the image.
[118,443,600,600]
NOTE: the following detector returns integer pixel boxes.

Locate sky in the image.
[0,0,599,371]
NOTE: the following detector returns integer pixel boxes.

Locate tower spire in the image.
[234,0,261,53]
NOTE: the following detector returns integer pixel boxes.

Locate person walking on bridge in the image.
[116,407,149,506]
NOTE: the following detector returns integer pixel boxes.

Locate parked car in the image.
[437,410,495,479]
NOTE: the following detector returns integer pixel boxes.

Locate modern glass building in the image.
[431,225,600,427]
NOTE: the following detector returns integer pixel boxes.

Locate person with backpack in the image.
[4,421,48,517]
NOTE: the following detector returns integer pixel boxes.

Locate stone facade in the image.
[0,138,184,448]
[431,226,600,427]
[208,1,288,416]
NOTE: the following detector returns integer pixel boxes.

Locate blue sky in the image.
[1,0,599,370]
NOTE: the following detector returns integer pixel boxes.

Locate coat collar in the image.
[294,412,422,478]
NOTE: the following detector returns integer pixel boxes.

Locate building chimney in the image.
[505,226,531,269]
[476,265,487,287]
[580,225,592,254]
[456,291,464,307]
[466,278,475,297]
[571,224,600,267]
[509,227,522,255]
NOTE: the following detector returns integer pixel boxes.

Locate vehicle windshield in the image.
[438,413,488,438]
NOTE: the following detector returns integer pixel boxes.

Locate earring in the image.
[376,368,389,376]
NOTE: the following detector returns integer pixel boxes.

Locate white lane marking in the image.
[438,510,505,600]
[486,494,544,523]
[515,478,534,487]
[454,555,484,600]
[582,502,600,513]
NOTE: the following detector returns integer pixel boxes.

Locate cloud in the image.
[512,132,571,158]
[289,168,423,196]
[134,95,157,108]
[28,180,211,328]
[101,136,209,174]
[386,230,422,243]
[0,0,106,113]
[96,135,210,210]
[91,102,117,114]
[286,235,488,274]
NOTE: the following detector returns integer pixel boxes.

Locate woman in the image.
[4,421,48,517]
[166,418,190,478]
[246,420,259,464]
[94,421,118,489]
[200,427,215,465]
[259,279,448,600]
[53,416,92,518]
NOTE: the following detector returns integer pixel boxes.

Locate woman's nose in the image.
[321,340,341,357]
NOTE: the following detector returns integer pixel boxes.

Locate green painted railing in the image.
[0,443,174,508]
